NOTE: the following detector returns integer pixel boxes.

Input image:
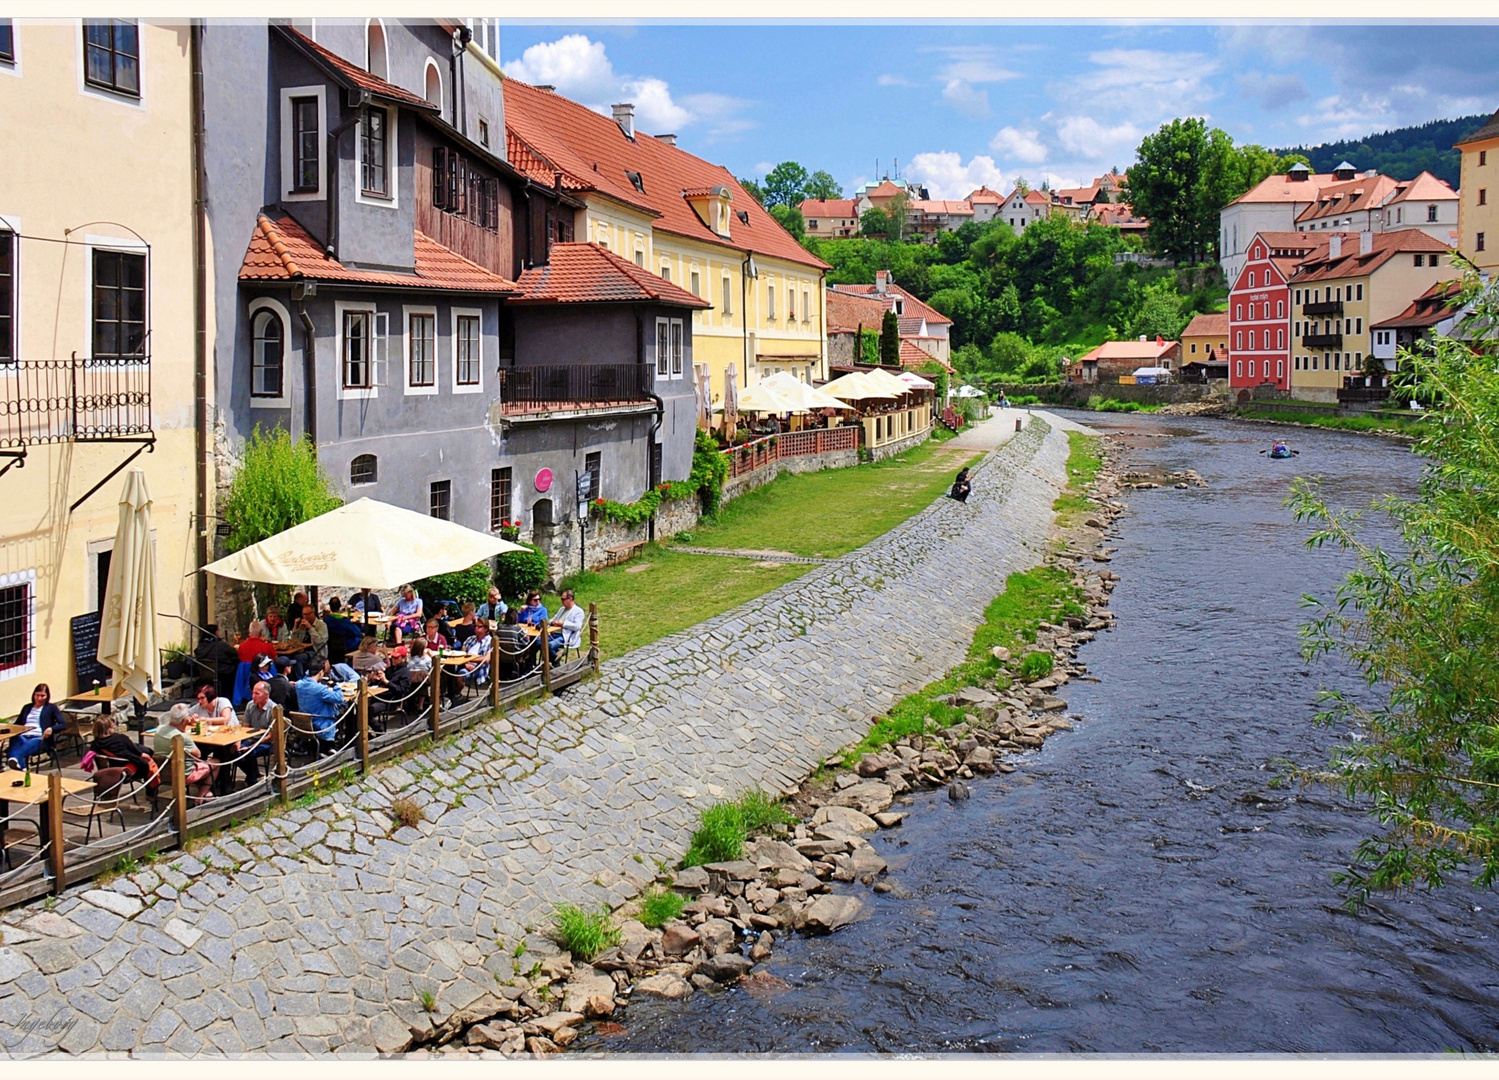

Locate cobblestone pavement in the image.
[0,418,1066,1057]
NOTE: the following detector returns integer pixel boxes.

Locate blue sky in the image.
[499,21,1499,198]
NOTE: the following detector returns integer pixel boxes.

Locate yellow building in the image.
[502,79,829,406]
[0,19,200,715]
[1288,230,1454,403]
[1455,107,1499,273]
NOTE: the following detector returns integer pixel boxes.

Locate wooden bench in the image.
[604,540,648,566]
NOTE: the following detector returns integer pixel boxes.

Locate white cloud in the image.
[919,45,1019,120]
[877,73,917,88]
[989,126,1048,164]
[941,80,991,121]
[1055,115,1143,160]
[905,151,1010,201]
[504,34,752,141]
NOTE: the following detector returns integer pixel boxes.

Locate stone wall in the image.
[722,445,859,502]
[866,428,928,462]
[994,382,1217,407]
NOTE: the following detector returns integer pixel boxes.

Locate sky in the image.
[498,21,1499,199]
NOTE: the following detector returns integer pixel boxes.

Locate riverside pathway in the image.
[0,416,1068,1057]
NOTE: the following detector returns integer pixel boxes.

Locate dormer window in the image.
[736,209,749,225]
[626,170,645,194]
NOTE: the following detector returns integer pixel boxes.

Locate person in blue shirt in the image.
[476,586,506,623]
[517,591,549,629]
[294,660,345,753]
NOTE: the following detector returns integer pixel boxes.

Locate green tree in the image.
[220,426,342,612]
[805,170,843,201]
[879,309,901,366]
[769,204,805,239]
[1128,278,1189,340]
[762,161,810,207]
[860,207,892,239]
[987,331,1032,374]
[1124,117,1219,263]
[1289,270,1499,905]
[738,177,766,205]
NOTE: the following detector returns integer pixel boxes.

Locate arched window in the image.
[424,61,442,109]
[350,454,377,486]
[366,20,388,80]
[251,309,284,397]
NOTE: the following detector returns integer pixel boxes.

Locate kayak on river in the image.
[1262,442,1298,459]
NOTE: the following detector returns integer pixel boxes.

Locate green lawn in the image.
[1053,431,1102,528]
[550,549,808,661]
[672,437,979,559]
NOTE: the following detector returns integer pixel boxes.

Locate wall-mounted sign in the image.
[534,468,553,493]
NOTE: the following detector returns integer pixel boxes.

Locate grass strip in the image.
[1236,406,1431,435]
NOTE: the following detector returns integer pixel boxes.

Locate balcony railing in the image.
[1303,300,1344,317]
[1302,333,1343,349]
[497,364,652,414]
[0,356,153,450]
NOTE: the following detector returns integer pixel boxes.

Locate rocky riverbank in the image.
[405,432,1132,1059]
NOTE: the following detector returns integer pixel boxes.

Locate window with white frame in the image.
[722,275,732,316]
[341,308,379,392]
[788,288,795,322]
[660,263,671,283]
[407,311,435,387]
[802,290,809,322]
[671,320,683,377]
[766,284,776,320]
[360,106,390,199]
[0,570,35,679]
[83,20,139,98]
[281,86,325,201]
[93,249,146,359]
[655,319,669,378]
[690,269,700,297]
[251,308,284,397]
[455,311,481,388]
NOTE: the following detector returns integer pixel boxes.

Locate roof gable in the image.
[279,26,438,112]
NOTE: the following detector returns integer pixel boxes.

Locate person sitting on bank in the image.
[950,467,972,504]
[6,683,64,771]
[477,586,507,623]
[517,592,549,630]
[391,584,424,643]
[294,661,346,751]
[89,704,153,798]
[548,590,587,663]
[153,702,216,803]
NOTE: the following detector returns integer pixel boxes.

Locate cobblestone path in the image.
[0,419,1066,1057]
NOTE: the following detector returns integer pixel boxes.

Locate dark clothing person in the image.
[265,673,294,709]
[324,613,360,665]
[91,731,150,773]
[950,467,972,504]
[194,631,241,699]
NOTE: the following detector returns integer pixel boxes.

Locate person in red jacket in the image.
[236,621,277,665]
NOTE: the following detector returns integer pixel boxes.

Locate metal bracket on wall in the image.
[68,437,157,513]
[0,448,26,480]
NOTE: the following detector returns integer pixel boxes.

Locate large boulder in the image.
[698,918,737,957]
[660,922,700,956]
[811,805,879,834]
[828,781,895,816]
[634,973,694,999]
[799,894,867,935]
[699,951,754,983]
[750,838,813,873]
[561,967,616,1016]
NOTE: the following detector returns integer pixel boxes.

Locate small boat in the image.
[1264,442,1298,459]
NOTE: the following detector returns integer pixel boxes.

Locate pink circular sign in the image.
[534,468,553,493]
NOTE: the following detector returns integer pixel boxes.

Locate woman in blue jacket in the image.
[7,684,65,770]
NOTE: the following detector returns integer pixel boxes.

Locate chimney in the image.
[657,133,676,146]
[1139,335,1147,342]
[1359,231,1373,255]
[611,102,635,140]
[536,84,555,92]
[874,270,890,294]
[1328,234,1342,259]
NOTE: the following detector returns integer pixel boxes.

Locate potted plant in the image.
[497,519,522,543]
[162,645,190,681]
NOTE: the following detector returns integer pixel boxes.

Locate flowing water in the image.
[588,413,1499,1054]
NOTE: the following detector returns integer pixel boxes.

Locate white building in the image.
[1220,162,1334,283]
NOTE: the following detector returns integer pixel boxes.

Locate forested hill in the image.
[1276,114,1489,187]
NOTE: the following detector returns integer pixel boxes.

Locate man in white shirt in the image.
[548,590,587,662]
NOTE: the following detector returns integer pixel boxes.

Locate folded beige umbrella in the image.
[97,468,158,702]
[203,498,527,590]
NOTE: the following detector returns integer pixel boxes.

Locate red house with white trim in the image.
[1227,231,1330,397]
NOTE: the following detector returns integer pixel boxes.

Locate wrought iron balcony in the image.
[1303,300,1343,317]
[497,363,653,417]
[1302,333,1343,349]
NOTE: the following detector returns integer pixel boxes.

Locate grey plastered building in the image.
[200,19,702,601]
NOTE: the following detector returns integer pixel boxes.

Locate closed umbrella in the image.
[696,363,712,430]
[723,364,739,437]
[203,498,526,590]
[96,468,158,703]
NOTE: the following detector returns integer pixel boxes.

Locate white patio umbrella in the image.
[821,371,898,402]
[96,468,158,702]
[860,367,916,398]
[203,498,526,590]
[896,370,936,391]
[738,371,853,414]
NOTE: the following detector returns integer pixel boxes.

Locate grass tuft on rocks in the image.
[1019,650,1055,681]
[552,902,622,960]
[637,888,687,929]
[682,789,798,867]
[1052,432,1101,527]
[390,796,424,831]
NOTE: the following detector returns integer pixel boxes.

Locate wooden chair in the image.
[62,790,130,843]
[1,824,38,870]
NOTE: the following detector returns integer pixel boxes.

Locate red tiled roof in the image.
[825,288,891,333]
[504,130,591,192]
[279,27,437,112]
[1181,312,1228,338]
[866,180,904,198]
[799,198,859,218]
[965,186,1004,204]
[1372,278,1464,329]
[1289,229,1452,284]
[1225,171,1337,207]
[239,213,518,292]
[829,282,952,326]
[1294,174,1400,223]
[910,200,974,216]
[1056,185,1101,206]
[1093,203,1148,229]
[899,339,950,371]
[1079,340,1177,363]
[502,78,828,270]
[512,242,711,307]
[1386,171,1458,205]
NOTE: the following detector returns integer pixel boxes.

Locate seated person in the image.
[516,592,549,630]
[262,606,290,644]
[213,680,274,791]
[294,661,346,751]
[194,626,242,701]
[6,683,63,771]
[369,646,416,729]
[421,618,449,652]
[406,637,433,677]
[477,586,507,623]
[265,656,296,709]
[443,619,493,703]
[349,635,388,684]
[89,704,153,798]
[188,683,236,725]
[548,589,588,663]
[392,584,423,642]
[448,601,479,646]
[494,609,535,678]
[289,608,328,667]
[152,702,216,803]
[237,621,277,665]
[353,587,383,616]
[323,598,362,666]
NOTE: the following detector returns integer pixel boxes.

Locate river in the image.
[585,412,1499,1054]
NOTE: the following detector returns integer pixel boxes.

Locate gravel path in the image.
[0,417,1067,1057]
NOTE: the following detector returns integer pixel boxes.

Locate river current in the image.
[589,412,1499,1054]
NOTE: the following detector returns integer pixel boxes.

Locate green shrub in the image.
[637,888,686,929]
[413,561,493,609]
[736,789,797,833]
[494,543,549,600]
[552,903,622,960]
[682,790,796,867]
[1019,651,1055,680]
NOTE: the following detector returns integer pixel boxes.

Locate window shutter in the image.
[373,312,389,385]
[486,178,500,230]
[432,147,448,209]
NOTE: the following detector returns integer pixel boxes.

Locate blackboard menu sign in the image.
[70,611,114,694]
